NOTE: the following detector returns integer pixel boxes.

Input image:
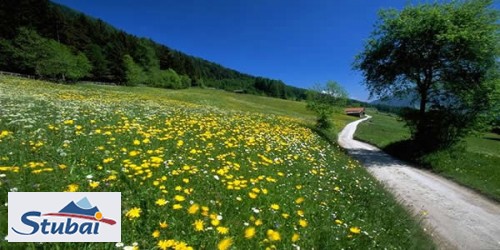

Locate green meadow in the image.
[356,111,500,201]
[0,76,433,249]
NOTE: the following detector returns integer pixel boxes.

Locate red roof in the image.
[344,107,365,113]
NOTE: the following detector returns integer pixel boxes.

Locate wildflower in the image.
[174,195,185,202]
[115,242,124,248]
[155,198,167,206]
[350,227,361,234]
[66,184,78,192]
[193,219,204,231]
[249,192,257,199]
[211,219,220,226]
[295,197,305,204]
[255,219,263,226]
[133,139,141,145]
[267,229,281,241]
[292,233,300,242]
[270,204,280,210]
[125,207,141,220]
[299,219,308,228]
[103,157,114,164]
[216,226,229,234]
[188,203,200,214]
[297,210,304,217]
[89,181,99,189]
[152,230,160,238]
[159,221,168,229]
[335,219,343,225]
[158,240,172,250]
[172,204,183,210]
[63,119,74,125]
[217,237,233,250]
[244,227,256,239]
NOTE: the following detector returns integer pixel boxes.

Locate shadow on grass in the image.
[305,124,338,146]
[484,136,500,142]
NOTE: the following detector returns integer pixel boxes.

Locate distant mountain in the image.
[370,93,419,109]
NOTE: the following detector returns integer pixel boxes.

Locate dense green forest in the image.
[0,0,307,100]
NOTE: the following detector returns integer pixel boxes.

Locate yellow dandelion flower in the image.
[158,239,173,250]
[63,119,74,125]
[174,195,185,202]
[244,227,256,239]
[103,157,114,164]
[89,181,100,189]
[133,139,141,145]
[159,221,168,229]
[267,229,281,241]
[152,230,160,238]
[217,237,233,250]
[350,227,361,234]
[297,210,304,217]
[125,207,141,220]
[281,213,290,219]
[248,192,257,199]
[211,219,220,226]
[295,197,305,204]
[172,204,183,210]
[216,226,229,235]
[66,184,79,192]
[155,198,167,206]
[129,150,139,157]
[188,204,200,214]
[255,219,263,226]
[292,233,300,242]
[270,204,280,210]
[335,219,343,225]
[193,219,204,232]
[299,219,308,228]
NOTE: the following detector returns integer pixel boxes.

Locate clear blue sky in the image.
[52,0,418,101]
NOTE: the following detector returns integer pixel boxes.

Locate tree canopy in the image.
[354,0,499,150]
[306,81,348,129]
[0,0,307,100]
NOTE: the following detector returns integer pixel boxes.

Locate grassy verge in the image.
[0,76,433,249]
[356,111,500,201]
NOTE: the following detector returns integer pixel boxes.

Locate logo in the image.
[8,192,121,242]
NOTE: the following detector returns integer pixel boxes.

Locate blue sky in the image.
[53,0,418,101]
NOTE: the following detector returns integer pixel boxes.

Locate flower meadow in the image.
[0,76,432,249]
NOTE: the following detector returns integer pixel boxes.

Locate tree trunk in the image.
[417,87,428,143]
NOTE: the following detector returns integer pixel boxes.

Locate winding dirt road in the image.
[338,116,500,250]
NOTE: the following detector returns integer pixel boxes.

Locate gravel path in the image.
[338,116,500,250]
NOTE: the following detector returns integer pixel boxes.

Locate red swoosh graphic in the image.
[43,213,117,225]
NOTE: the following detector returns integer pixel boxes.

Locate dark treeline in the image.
[0,0,307,100]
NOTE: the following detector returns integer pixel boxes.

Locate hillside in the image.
[0,0,306,99]
[0,76,432,249]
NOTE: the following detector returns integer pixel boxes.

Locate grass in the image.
[356,110,500,201]
[0,76,433,249]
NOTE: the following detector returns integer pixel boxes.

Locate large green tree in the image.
[354,0,498,150]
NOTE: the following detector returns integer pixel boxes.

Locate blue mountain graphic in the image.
[59,197,99,217]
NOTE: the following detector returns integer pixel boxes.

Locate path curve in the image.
[338,116,500,250]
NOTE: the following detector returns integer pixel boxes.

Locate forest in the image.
[0,0,307,100]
